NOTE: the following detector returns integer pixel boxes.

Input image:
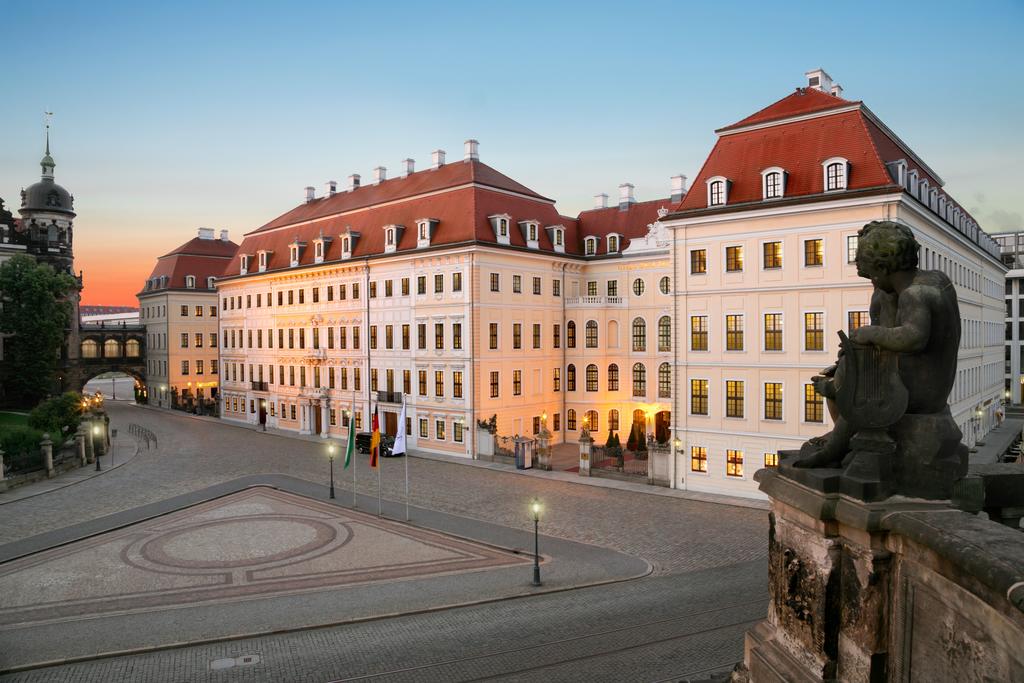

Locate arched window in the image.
[608,409,620,432]
[761,168,785,199]
[81,340,99,358]
[584,237,598,255]
[608,235,619,253]
[607,319,619,348]
[207,276,215,289]
[658,316,672,352]
[823,157,849,191]
[659,276,671,294]
[104,339,121,357]
[567,364,577,392]
[632,363,647,397]
[585,320,598,348]
[185,275,196,288]
[125,339,141,357]
[658,362,672,398]
[567,321,577,348]
[567,409,577,431]
[586,364,598,391]
[708,178,727,206]
[584,410,599,432]
[632,318,646,351]
[608,363,619,391]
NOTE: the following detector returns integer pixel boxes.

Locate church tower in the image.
[19,120,76,274]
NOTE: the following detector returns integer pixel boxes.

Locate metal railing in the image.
[128,423,158,449]
[377,391,404,404]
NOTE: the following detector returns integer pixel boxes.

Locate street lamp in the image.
[327,442,337,499]
[530,498,542,586]
[93,425,102,471]
[261,400,267,432]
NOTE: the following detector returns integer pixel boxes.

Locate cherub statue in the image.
[792,221,962,471]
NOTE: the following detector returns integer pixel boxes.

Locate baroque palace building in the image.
[138,228,237,410]
[662,70,1005,497]
[216,142,681,459]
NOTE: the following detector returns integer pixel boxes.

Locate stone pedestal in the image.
[743,469,1024,682]
[578,432,593,477]
[84,424,94,463]
[75,426,87,466]
[41,433,54,478]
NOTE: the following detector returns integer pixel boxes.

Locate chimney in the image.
[348,174,361,191]
[197,227,214,240]
[431,149,446,169]
[326,180,337,196]
[594,193,609,209]
[220,229,229,242]
[618,183,635,211]
[402,158,415,176]
[464,139,479,161]
[804,68,833,93]
[830,83,844,98]
[670,175,688,203]
[373,166,387,183]
[305,186,315,203]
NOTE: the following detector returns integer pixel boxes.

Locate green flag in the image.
[344,412,355,469]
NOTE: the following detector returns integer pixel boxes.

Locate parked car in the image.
[355,432,398,457]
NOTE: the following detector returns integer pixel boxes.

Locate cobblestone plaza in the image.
[0,402,768,680]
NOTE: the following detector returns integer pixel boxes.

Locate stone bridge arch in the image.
[64,323,147,395]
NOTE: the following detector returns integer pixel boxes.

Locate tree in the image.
[626,423,638,452]
[0,255,76,406]
[28,391,83,440]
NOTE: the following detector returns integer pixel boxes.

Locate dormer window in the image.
[185,275,196,288]
[342,237,351,258]
[207,276,215,289]
[546,225,566,254]
[488,214,512,246]
[416,219,439,249]
[382,224,404,254]
[518,221,540,249]
[823,157,849,191]
[240,255,250,275]
[706,176,729,206]
[287,238,307,267]
[339,230,359,260]
[761,167,786,199]
[257,250,271,272]
[311,234,331,264]
[584,236,598,256]
[607,234,621,253]
[387,228,395,245]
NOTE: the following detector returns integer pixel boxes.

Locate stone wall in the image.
[742,471,1024,682]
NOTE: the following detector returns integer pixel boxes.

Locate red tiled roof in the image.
[253,160,552,233]
[676,108,898,212]
[718,87,857,132]
[143,237,239,292]
[576,199,671,255]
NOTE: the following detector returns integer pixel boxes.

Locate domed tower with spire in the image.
[19,118,76,274]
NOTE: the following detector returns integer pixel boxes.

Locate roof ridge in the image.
[853,108,899,191]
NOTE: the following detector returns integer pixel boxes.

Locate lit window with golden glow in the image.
[763,241,782,269]
[726,246,743,272]
[607,363,619,391]
[764,452,779,467]
[690,249,707,274]
[658,316,671,352]
[586,364,598,392]
[725,314,744,351]
[726,380,744,418]
[804,238,823,267]
[804,312,824,351]
[690,379,708,415]
[848,311,870,333]
[690,316,708,351]
[764,382,782,420]
[726,450,744,477]
[764,313,782,351]
[691,446,708,472]
[632,363,646,397]
[632,318,646,352]
[805,383,824,423]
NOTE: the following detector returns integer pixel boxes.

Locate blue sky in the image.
[2,0,1021,303]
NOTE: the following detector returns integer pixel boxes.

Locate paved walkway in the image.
[0,435,140,506]
[970,418,1023,465]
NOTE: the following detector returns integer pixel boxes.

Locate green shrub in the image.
[28,392,83,441]
[1,425,45,457]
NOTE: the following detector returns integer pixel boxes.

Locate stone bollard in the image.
[41,433,54,478]
[76,426,87,466]
[0,445,6,492]
[578,430,593,477]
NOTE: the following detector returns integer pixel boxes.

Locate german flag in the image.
[369,405,381,469]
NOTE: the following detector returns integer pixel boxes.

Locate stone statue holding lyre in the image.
[782,221,968,500]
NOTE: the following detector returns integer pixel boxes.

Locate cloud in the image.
[969,193,1023,233]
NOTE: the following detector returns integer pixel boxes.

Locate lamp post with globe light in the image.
[530,498,542,586]
[327,443,337,499]
[93,425,102,471]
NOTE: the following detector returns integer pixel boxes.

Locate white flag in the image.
[393,400,408,455]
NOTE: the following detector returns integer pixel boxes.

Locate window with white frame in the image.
[585,237,598,255]
[185,275,196,288]
[289,244,300,266]
[608,234,620,253]
[240,255,249,275]
[707,176,728,206]
[761,168,785,199]
[258,251,269,272]
[823,157,849,191]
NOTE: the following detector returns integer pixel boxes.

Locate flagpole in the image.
[403,396,409,521]
[352,402,357,508]
[376,403,382,517]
